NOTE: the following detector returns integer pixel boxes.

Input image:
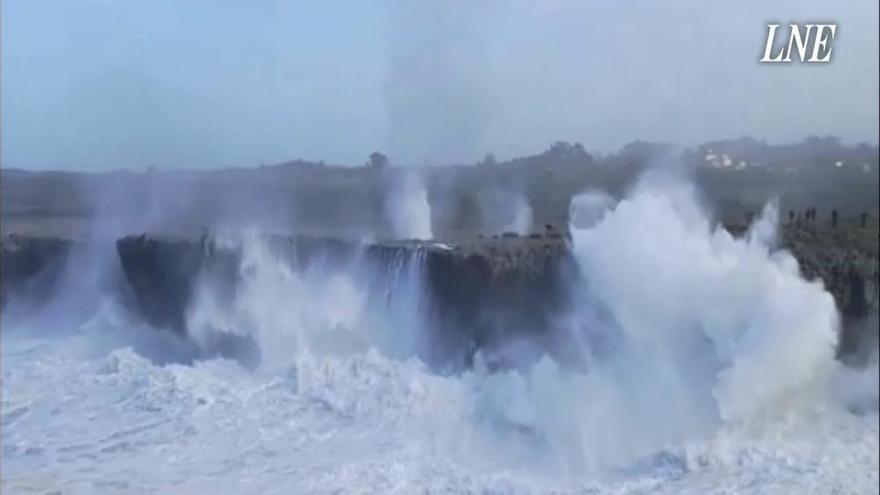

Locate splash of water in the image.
[5,174,875,492]
[387,172,433,240]
[185,232,431,369]
[479,187,534,235]
[471,175,845,474]
[179,174,857,476]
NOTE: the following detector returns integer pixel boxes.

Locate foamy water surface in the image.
[3,178,878,494]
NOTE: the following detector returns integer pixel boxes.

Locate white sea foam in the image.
[2,175,877,494]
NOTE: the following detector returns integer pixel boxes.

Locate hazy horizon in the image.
[3,0,878,171]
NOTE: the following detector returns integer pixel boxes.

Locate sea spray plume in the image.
[0,170,203,334]
[746,198,780,247]
[186,232,367,367]
[574,174,838,416]
[359,246,432,360]
[185,232,432,368]
[472,173,841,474]
[568,190,615,230]
[386,171,433,240]
[832,345,879,413]
[508,196,533,235]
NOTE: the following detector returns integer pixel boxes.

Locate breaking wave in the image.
[2,175,877,494]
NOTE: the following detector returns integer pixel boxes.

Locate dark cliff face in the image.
[1,235,74,316]
[2,235,138,330]
[115,236,210,334]
[777,224,880,360]
[111,227,878,367]
[3,223,877,366]
[414,239,578,367]
[114,234,578,368]
[779,225,879,317]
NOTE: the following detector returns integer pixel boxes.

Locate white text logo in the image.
[760,24,837,63]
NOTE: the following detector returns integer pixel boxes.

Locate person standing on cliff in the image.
[831,209,838,229]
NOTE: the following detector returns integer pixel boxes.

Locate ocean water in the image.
[2,178,878,494]
[2,322,877,494]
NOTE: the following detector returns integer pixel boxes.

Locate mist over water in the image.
[2,174,877,493]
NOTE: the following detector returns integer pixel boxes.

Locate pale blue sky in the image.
[2,0,878,170]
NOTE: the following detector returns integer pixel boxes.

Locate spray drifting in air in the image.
[22,166,868,486]
[387,171,433,240]
[471,173,846,474]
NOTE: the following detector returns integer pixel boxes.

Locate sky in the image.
[2,0,878,170]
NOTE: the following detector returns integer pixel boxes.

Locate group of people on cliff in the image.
[785,207,871,229]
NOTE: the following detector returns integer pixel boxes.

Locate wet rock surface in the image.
[778,223,879,360]
[114,234,578,367]
[3,223,877,363]
[1,235,75,313]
